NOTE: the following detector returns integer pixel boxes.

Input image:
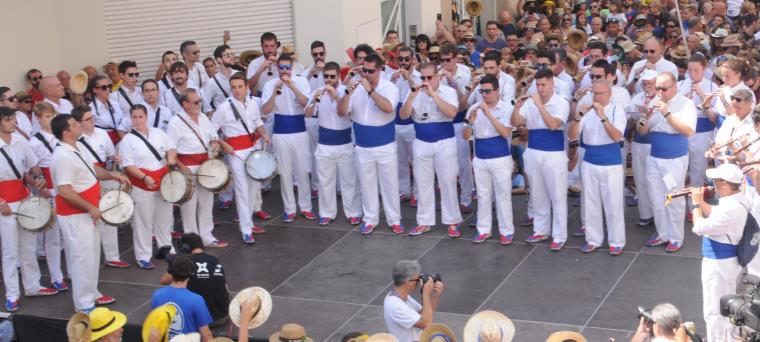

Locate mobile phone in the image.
[414,53,422,63]
[437,13,442,21]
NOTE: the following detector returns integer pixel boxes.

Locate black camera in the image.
[420,273,442,284]
[720,274,760,337]
[638,306,654,327]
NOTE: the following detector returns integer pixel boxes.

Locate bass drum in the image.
[160,170,193,204]
[16,196,55,233]
[99,190,135,227]
[245,150,278,182]
[197,159,232,193]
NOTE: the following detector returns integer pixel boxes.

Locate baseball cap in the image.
[640,69,659,81]
[711,28,729,38]
[706,163,744,184]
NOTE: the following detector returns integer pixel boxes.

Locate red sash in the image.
[177,153,209,166]
[128,166,169,192]
[40,167,54,190]
[106,130,121,145]
[225,132,261,151]
[94,162,105,169]
[0,180,29,203]
[55,183,100,216]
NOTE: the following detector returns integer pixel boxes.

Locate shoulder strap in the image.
[227,99,252,137]
[78,137,105,164]
[170,88,182,105]
[34,133,53,153]
[212,76,230,98]
[0,146,22,179]
[176,114,208,151]
[161,76,171,89]
[130,129,163,162]
[153,107,162,128]
[70,146,98,179]
[118,87,135,109]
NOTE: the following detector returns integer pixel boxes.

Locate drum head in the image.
[197,159,230,190]
[16,196,53,232]
[246,150,277,181]
[99,190,134,226]
[160,171,191,203]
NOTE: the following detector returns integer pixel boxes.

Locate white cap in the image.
[640,69,659,81]
[706,163,744,184]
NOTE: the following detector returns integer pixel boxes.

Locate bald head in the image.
[40,76,65,100]
[83,66,97,79]
[644,37,663,62]
[499,10,511,24]
[656,72,678,101]
[57,71,71,90]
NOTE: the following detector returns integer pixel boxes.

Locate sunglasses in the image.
[0,97,16,103]
[479,88,494,94]
[362,68,377,74]
[536,63,550,69]
[126,72,140,78]
[420,75,434,81]
[441,57,453,63]
[323,74,338,79]
[655,85,671,91]
[96,85,111,91]
[31,76,42,82]
[191,50,200,56]
[590,74,604,80]
[278,64,293,70]
[644,49,656,54]
[666,24,676,28]
[731,96,746,102]
[398,56,412,62]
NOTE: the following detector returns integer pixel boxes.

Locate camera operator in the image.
[631,303,683,342]
[690,163,747,342]
[383,260,444,342]
[159,233,230,327]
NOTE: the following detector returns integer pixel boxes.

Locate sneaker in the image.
[581,243,598,253]
[499,234,514,245]
[665,241,682,253]
[242,234,255,244]
[400,193,410,202]
[52,280,69,292]
[252,225,266,234]
[359,223,375,235]
[95,295,115,305]
[609,246,623,256]
[408,225,431,236]
[469,220,477,228]
[391,224,405,234]
[311,189,319,199]
[255,210,272,219]
[520,217,534,227]
[637,217,654,227]
[171,231,183,239]
[646,234,667,247]
[26,287,58,297]
[626,197,638,207]
[79,306,95,314]
[447,224,461,238]
[525,234,549,243]
[473,233,491,243]
[573,226,586,237]
[318,217,332,226]
[205,240,229,248]
[409,196,418,207]
[5,300,18,312]
[262,182,272,192]
[218,200,233,211]
[104,260,130,268]
[549,241,565,251]
[213,219,221,227]
[348,217,362,225]
[137,260,155,269]
[301,211,317,220]
[282,212,296,223]
[459,203,473,214]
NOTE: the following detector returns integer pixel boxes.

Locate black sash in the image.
[0,147,22,179]
[228,99,253,138]
[57,142,97,179]
[177,114,208,151]
[94,99,117,129]
[34,133,53,153]
[130,129,163,162]
[212,75,229,98]
[153,107,162,128]
[78,137,105,164]
[161,75,171,89]
[170,88,182,106]
[118,87,135,109]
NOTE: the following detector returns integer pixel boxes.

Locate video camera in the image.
[420,273,442,284]
[721,274,760,340]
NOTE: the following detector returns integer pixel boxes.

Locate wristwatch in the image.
[463,118,471,125]
[663,111,672,118]
[600,117,608,123]
[367,88,375,96]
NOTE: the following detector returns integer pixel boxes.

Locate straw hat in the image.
[669,45,689,60]
[142,304,177,342]
[545,331,587,342]
[544,33,563,44]
[229,286,272,329]
[722,34,743,48]
[366,333,399,342]
[635,32,653,45]
[66,313,91,342]
[281,44,298,60]
[239,50,263,67]
[89,308,127,341]
[420,323,458,342]
[169,333,201,342]
[619,39,636,53]
[711,28,729,38]
[210,338,234,342]
[464,311,515,342]
[70,70,89,95]
[269,324,314,342]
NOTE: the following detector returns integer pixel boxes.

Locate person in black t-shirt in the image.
[159,233,230,327]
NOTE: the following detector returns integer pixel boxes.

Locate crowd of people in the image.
[3,0,760,340]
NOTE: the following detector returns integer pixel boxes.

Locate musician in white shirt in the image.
[40,76,73,115]
[246,32,280,96]
[163,62,206,115]
[88,75,125,145]
[180,40,209,89]
[119,80,172,132]
[111,61,144,115]
[157,51,179,98]
[391,47,421,205]
[202,45,236,111]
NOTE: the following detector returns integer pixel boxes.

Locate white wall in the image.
[405,0,445,40]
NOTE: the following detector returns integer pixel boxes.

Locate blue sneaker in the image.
[318,217,332,226]
[137,260,155,269]
[242,234,255,244]
[5,300,18,312]
[282,212,296,223]
[573,226,586,237]
[79,306,95,314]
[626,197,638,207]
[359,223,375,235]
[637,217,654,227]
[218,200,232,210]
[581,243,598,253]
[52,280,69,292]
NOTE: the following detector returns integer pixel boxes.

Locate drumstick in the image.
[100,202,123,214]
[12,212,34,219]
[194,173,217,177]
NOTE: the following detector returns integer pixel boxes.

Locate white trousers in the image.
[524,149,568,242]
[180,171,217,245]
[316,143,362,219]
[413,137,462,226]
[273,132,313,214]
[99,180,120,261]
[229,150,261,233]
[37,191,63,282]
[395,124,416,197]
[306,117,320,190]
[688,131,712,187]
[632,142,654,220]
[1,201,44,300]
[132,186,173,261]
[59,213,102,310]
[647,155,688,244]
[453,123,474,205]
[702,257,742,342]
[218,154,234,203]
[581,162,626,247]
[356,142,401,226]
[473,157,514,236]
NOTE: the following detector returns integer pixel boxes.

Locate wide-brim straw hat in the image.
[269,324,315,342]
[464,310,516,342]
[142,304,177,342]
[366,333,399,342]
[66,312,91,342]
[420,323,458,342]
[89,308,127,341]
[70,70,89,95]
[239,50,263,67]
[230,286,272,329]
[545,331,587,342]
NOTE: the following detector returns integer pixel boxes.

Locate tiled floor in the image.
[9,185,708,341]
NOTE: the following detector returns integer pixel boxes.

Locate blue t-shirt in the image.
[152,286,213,339]
[475,38,507,53]
[512,174,525,189]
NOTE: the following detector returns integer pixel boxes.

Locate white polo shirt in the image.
[383,293,421,342]
[246,55,279,94]
[309,86,352,131]
[44,97,73,115]
[211,97,264,156]
[52,141,98,192]
[261,75,311,115]
[648,94,697,134]
[0,134,37,180]
[518,93,570,129]
[110,85,144,115]
[166,111,218,156]
[406,85,458,123]
[577,103,626,145]
[119,128,171,171]
[89,97,124,132]
[202,71,236,110]
[466,100,514,139]
[79,128,116,166]
[118,103,172,133]
[347,79,400,126]
[187,61,210,89]
[468,71,516,105]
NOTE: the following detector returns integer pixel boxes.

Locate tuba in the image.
[567,29,588,52]
[465,0,483,16]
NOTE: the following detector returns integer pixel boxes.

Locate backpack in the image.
[736,203,760,267]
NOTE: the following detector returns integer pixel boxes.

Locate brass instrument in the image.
[665,186,714,205]
[567,29,588,51]
[71,71,89,95]
[565,52,581,77]
[573,65,590,84]
[465,0,483,16]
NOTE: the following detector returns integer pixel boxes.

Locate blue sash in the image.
[453,111,467,124]
[696,117,715,133]
[527,129,564,151]
[717,114,726,130]
[633,131,650,144]
[395,102,413,125]
[414,122,455,143]
[702,237,737,259]
[318,126,352,146]
[474,136,511,159]
[583,141,623,166]
[353,121,395,148]
[273,114,306,134]
[650,131,688,159]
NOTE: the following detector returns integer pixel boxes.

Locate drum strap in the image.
[170,87,182,106]
[94,98,117,129]
[118,87,135,109]
[177,114,208,151]
[213,76,230,98]
[78,137,105,164]
[153,107,162,128]
[62,144,97,179]
[0,147,22,179]
[161,75,171,89]
[130,129,163,162]
[228,99,253,138]
[34,133,53,153]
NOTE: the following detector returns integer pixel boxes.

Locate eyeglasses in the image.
[644,49,656,54]
[78,116,94,122]
[479,88,494,94]
[191,50,200,56]
[278,64,293,70]
[96,85,111,91]
[536,63,550,69]
[525,28,536,31]
[362,68,377,74]
[20,99,31,104]
[590,74,605,80]
[731,96,746,102]
[441,57,453,63]
[127,72,140,78]
[398,56,412,62]
[31,76,42,82]
[312,51,325,57]
[409,277,421,283]
[0,97,16,103]
[420,75,434,81]
[323,74,338,79]
[655,85,673,91]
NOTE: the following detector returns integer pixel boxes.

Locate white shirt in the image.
[628,57,679,93]
[383,293,421,342]
[627,91,656,120]
[157,74,174,99]
[394,69,422,104]
[714,112,754,147]
[246,55,279,94]
[347,79,400,126]
[44,97,73,115]
[309,86,352,131]
[528,76,575,103]
[468,71,516,105]
[187,61,209,89]
[693,192,747,246]
[162,85,205,115]
[90,97,124,132]
[30,130,57,168]
[648,94,697,134]
[118,103,172,132]
[79,128,116,164]
[303,65,326,92]
[110,85,144,115]
[211,97,264,157]
[677,78,719,118]
[261,75,311,115]
[0,134,37,180]
[202,71,236,110]
[406,85,458,123]
[578,85,631,111]
[466,100,514,139]
[727,0,742,16]
[15,111,33,138]
[439,64,471,95]
[518,94,570,130]
[714,82,757,118]
[577,103,626,145]
[118,128,171,170]
[166,111,218,156]
[51,141,98,192]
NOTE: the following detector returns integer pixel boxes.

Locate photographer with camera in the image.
[383,260,444,342]
[631,303,683,342]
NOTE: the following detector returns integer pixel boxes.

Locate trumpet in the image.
[574,65,590,84]
[665,186,714,205]
[520,75,535,87]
